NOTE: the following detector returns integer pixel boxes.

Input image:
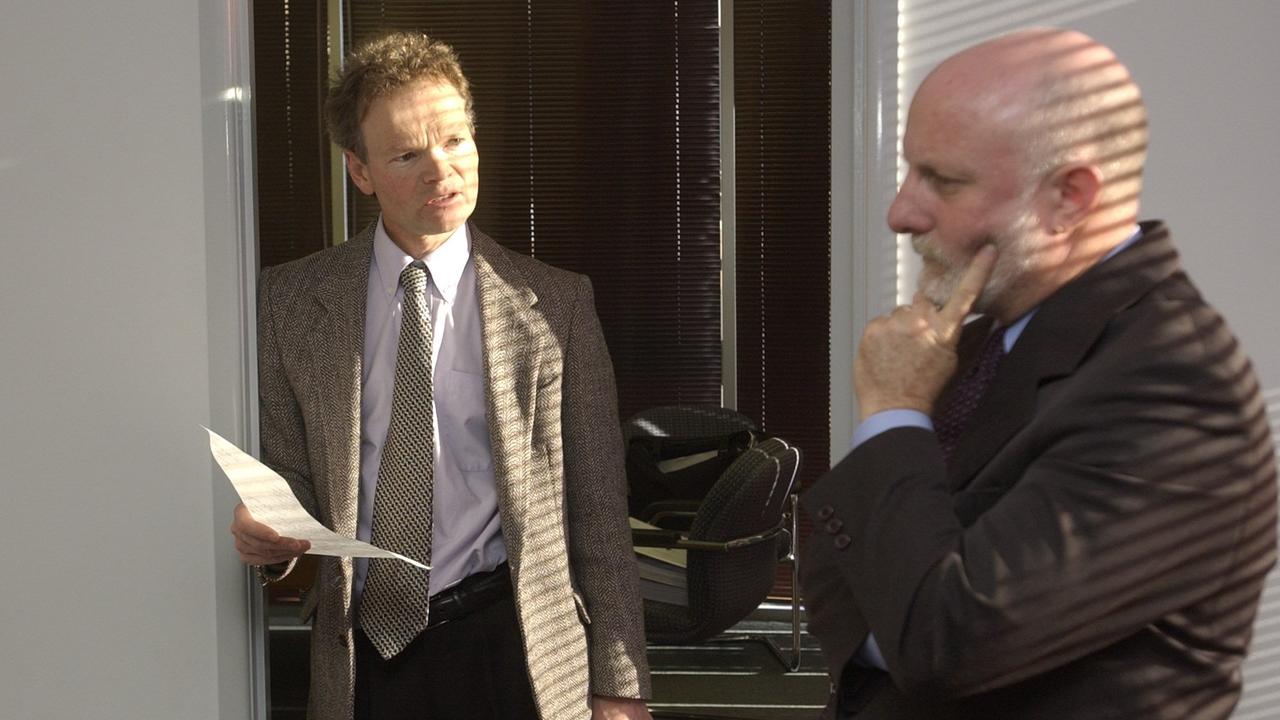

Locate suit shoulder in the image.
[1084,269,1260,414]
[261,237,370,298]
[515,250,589,293]
[472,228,590,296]
[263,239,360,283]
[1111,269,1233,362]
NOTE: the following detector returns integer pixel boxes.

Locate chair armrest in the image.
[637,500,701,530]
[647,508,699,528]
[631,528,687,549]
[631,525,787,552]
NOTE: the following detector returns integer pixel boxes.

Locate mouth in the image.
[426,192,461,207]
[911,236,949,267]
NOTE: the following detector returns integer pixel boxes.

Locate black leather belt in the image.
[426,563,512,627]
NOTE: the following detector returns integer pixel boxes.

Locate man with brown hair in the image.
[230,31,652,720]
[801,27,1276,719]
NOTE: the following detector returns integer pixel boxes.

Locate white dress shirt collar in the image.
[371,218,470,304]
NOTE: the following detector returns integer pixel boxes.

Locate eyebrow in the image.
[385,124,471,150]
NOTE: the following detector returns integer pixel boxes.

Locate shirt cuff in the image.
[851,409,933,449]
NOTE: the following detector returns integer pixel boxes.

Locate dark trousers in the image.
[354,586,538,719]
[835,665,894,719]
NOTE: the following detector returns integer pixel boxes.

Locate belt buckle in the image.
[425,566,507,631]
[427,590,462,629]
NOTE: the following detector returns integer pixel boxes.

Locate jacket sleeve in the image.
[559,275,653,699]
[803,303,1277,700]
[255,265,319,581]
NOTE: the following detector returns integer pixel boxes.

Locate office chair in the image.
[623,405,758,529]
[623,404,757,443]
[632,435,804,672]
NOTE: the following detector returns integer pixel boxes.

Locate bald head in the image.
[921,28,1148,208]
[891,29,1149,322]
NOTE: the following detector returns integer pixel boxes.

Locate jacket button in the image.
[337,634,348,648]
[825,518,843,534]
[817,505,835,520]
[833,534,851,550]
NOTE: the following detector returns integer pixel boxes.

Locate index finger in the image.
[939,244,997,330]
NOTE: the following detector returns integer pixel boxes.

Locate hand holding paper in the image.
[231,501,310,566]
[207,427,428,570]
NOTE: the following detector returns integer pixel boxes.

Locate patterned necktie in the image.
[360,261,435,660]
[933,325,1007,463]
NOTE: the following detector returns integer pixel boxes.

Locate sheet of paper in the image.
[205,427,428,570]
[628,517,688,568]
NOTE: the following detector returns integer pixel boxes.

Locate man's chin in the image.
[917,276,952,309]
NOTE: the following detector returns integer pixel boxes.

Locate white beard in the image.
[913,207,1041,313]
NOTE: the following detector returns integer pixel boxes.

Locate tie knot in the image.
[400,261,430,295]
[978,325,1007,366]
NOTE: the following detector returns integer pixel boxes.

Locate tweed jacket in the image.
[257,222,652,720]
[800,222,1278,719]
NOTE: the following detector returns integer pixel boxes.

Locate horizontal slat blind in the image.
[345,0,723,419]
[254,0,331,268]
[734,0,832,483]
[733,0,832,599]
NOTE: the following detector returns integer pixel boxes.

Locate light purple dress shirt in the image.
[354,219,506,604]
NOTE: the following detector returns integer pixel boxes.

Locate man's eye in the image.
[394,152,417,162]
[928,174,959,191]
[445,137,468,149]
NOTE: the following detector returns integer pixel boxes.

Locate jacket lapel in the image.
[947,222,1180,491]
[305,226,374,535]
[470,226,539,547]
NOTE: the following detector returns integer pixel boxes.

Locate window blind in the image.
[343,0,723,420]
[253,0,331,268]
[733,0,832,490]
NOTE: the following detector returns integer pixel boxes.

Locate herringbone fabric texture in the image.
[360,261,435,660]
[933,325,1006,463]
[257,224,652,720]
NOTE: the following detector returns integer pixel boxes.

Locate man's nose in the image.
[420,148,451,182]
[887,177,928,235]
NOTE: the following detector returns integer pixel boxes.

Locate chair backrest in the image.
[690,437,799,543]
[679,437,802,640]
[623,405,760,524]
[623,404,756,444]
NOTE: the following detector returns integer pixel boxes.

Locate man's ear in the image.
[1045,163,1102,232]
[345,149,376,196]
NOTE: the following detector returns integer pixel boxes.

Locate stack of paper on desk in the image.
[630,517,688,606]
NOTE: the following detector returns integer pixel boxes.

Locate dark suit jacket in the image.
[257,222,651,720]
[800,222,1277,719]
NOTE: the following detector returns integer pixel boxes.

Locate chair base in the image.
[709,631,802,673]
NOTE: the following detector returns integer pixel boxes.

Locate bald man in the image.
[800,28,1277,719]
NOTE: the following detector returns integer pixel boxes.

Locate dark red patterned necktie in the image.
[933,326,1007,463]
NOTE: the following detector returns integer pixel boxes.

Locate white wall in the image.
[0,2,258,718]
